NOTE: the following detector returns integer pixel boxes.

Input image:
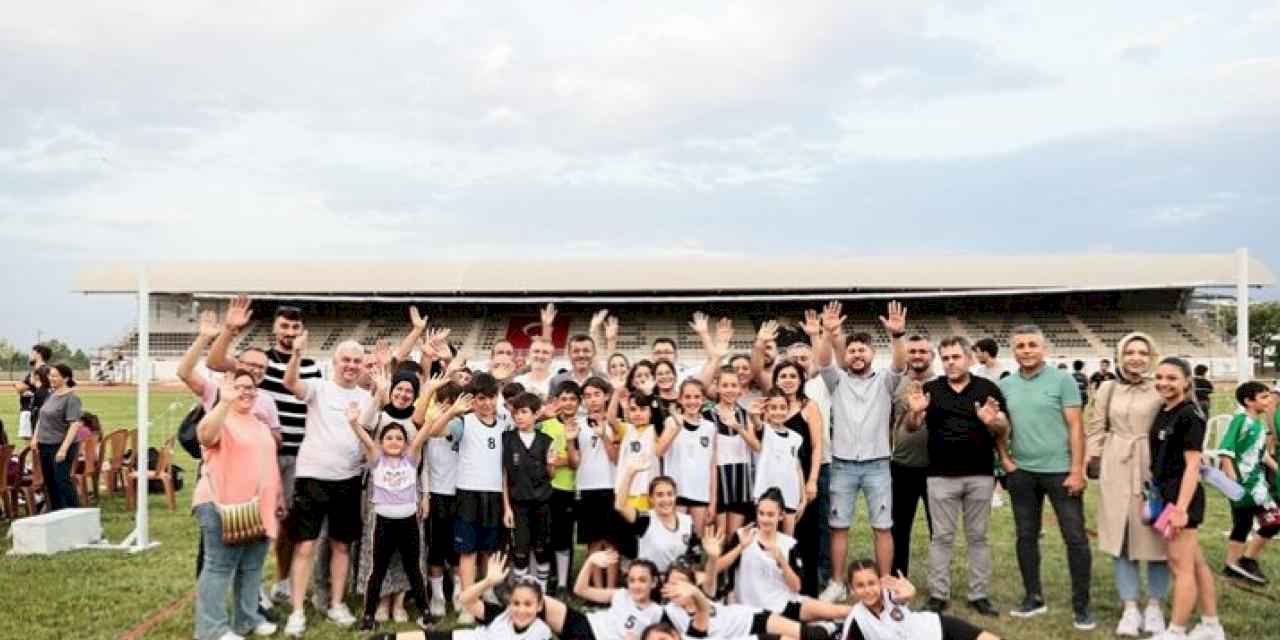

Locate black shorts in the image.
[749,610,772,634]
[428,493,459,566]
[577,489,620,546]
[289,476,363,543]
[559,606,597,640]
[938,613,983,640]
[677,497,709,508]
[780,601,802,621]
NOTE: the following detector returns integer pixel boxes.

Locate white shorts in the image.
[18,411,33,439]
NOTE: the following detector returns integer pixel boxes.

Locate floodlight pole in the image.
[1237,248,1251,381]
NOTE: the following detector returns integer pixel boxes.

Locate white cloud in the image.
[1113,15,1198,62]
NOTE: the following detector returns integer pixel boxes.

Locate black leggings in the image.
[1230,505,1279,543]
[363,514,430,620]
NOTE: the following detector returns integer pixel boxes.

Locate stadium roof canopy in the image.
[77,253,1274,302]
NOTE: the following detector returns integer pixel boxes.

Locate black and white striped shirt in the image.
[261,348,322,457]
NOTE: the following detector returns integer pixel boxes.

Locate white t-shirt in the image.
[754,426,803,510]
[844,591,942,640]
[452,413,506,493]
[296,379,373,481]
[630,511,695,572]
[804,376,833,465]
[513,370,554,400]
[669,418,716,503]
[663,602,757,639]
[455,602,555,640]
[586,590,666,640]
[575,417,617,491]
[732,530,801,613]
[428,425,460,496]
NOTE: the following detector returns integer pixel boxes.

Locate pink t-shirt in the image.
[201,377,282,435]
[192,410,283,539]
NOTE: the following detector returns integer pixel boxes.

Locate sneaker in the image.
[818,581,848,603]
[967,598,999,617]
[1148,632,1187,640]
[811,621,838,640]
[923,597,948,613]
[1187,621,1226,640]
[283,611,306,638]
[1239,557,1269,585]
[429,595,447,618]
[270,580,291,604]
[357,616,377,632]
[1073,608,1097,631]
[1143,603,1166,633]
[1009,595,1047,618]
[1225,562,1262,584]
[217,633,245,640]
[259,587,275,612]
[393,608,409,623]
[1115,607,1142,637]
[326,604,357,628]
[251,622,277,637]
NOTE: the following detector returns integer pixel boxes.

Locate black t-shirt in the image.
[19,373,33,412]
[1193,377,1214,406]
[921,375,1006,477]
[1149,400,1205,502]
[502,430,554,503]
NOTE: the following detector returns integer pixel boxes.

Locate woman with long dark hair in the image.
[32,364,83,511]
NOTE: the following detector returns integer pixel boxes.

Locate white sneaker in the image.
[1143,604,1166,634]
[283,611,306,638]
[1115,607,1142,637]
[1187,621,1226,640]
[270,580,291,604]
[326,604,357,628]
[251,621,277,636]
[217,633,245,640]
[818,581,847,603]
[991,492,1005,508]
[258,587,274,612]
[429,595,447,618]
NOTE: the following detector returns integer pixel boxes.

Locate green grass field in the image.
[1,388,1277,639]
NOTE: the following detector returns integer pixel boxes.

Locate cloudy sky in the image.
[2,1,1278,350]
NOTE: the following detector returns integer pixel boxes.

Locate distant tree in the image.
[1215,302,1280,370]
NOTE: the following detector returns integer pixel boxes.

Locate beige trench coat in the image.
[1086,376,1167,560]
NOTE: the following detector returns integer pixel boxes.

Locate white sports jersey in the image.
[753,426,803,510]
[574,417,617,491]
[633,512,694,572]
[618,423,658,496]
[586,589,666,640]
[711,405,752,466]
[733,530,800,614]
[663,602,758,639]
[428,426,461,496]
[843,591,942,640]
[455,603,555,640]
[669,418,716,502]
[454,413,505,492]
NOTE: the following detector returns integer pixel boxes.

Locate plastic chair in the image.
[97,429,132,497]
[126,435,177,512]
[0,445,14,518]
[14,446,45,517]
[1202,414,1234,466]
[73,434,101,505]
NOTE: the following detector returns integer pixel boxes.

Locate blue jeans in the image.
[827,458,893,529]
[1113,556,1170,603]
[194,503,269,640]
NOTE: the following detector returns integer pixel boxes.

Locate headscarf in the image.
[384,370,421,420]
[1114,331,1159,386]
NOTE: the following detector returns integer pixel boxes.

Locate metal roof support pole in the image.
[1237,248,1251,381]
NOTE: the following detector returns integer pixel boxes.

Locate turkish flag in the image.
[506,315,571,350]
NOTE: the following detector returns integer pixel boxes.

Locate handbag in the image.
[207,464,265,546]
[1141,480,1165,525]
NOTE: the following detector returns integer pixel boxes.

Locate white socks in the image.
[556,551,571,587]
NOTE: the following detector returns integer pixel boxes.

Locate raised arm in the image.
[750,320,778,391]
[197,376,238,448]
[345,401,378,465]
[460,552,511,619]
[564,418,582,469]
[282,330,310,400]
[426,393,473,437]
[902,383,930,433]
[361,368,389,431]
[588,308,610,372]
[603,315,619,358]
[207,294,253,373]
[656,414,683,456]
[817,301,845,370]
[177,310,221,397]
[699,524,722,596]
[393,306,429,364]
[715,526,753,572]
[575,550,620,604]
[689,313,717,387]
[880,300,908,373]
[606,385,627,429]
[739,401,763,452]
[614,458,648,523]
[540,303,558,344]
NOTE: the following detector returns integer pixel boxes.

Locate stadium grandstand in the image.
[76,253,1275,381]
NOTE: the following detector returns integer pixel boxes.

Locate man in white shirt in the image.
[281,335,373,635]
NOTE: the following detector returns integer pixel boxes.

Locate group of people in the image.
[168,296,1273,640]
[11,344,95,514]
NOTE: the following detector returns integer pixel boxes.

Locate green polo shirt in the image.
[998,363,1082,474]
[539,418,576,492]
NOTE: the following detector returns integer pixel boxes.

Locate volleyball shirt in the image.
[575,418,618,491]
[668,418,716,502]
[452,413,506,493]
[663,602,759,639]
[617,422,659,496]
[730,529,802,613]
[454,602,554,640]
[753,426,803,510]
[585,590,666,640]
[629,511,696,572]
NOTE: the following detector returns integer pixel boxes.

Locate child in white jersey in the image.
[749,389,807,534]
[366,552,554,640]
[609,388,661,511]
[842,559,999,640]
[344,398,434,631]
[663,554,838,640]
[566,377,622,589]
[540,550,668,640]
[657,379,718,532]
[614,459,698,573]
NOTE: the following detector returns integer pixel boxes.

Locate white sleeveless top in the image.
[733,530,799,613]
[575,417,617,491]
[753,426,803,510]
[586,589,666,640]
[843,592,942,640]
[669,418,716,502]
[618,423,658,496]
[634,511,694,572]
[711,405,753,466]
[454,413,505,492]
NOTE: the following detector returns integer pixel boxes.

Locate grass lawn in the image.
[2,388,1278,639]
